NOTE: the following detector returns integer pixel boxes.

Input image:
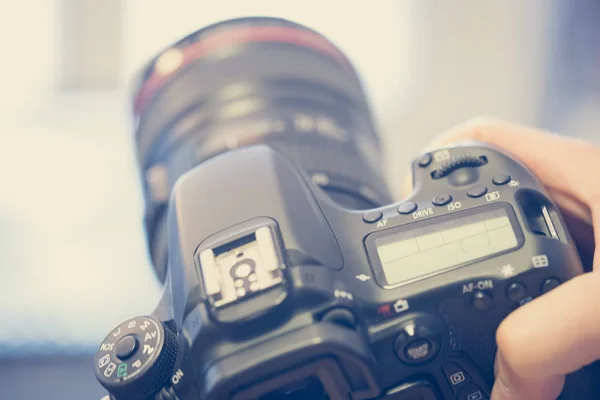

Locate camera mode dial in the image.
[94,316,177,400]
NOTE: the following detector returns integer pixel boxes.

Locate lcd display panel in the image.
[372,207,519,286]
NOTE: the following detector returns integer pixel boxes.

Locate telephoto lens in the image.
[133,17,391,281]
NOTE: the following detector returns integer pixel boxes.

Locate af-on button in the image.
[471,290,494,310]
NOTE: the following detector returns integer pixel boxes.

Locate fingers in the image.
[492,351,565,400]
[491,272,600,400]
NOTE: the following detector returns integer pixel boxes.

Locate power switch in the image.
[442,362,472,393]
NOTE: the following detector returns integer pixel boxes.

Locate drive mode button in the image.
[398,201,417,215]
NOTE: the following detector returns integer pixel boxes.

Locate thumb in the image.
[491,272,600,400]
[492,351,565,400]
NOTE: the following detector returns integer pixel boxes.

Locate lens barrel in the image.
[133,17,390,280]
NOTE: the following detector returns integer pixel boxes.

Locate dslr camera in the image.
[94,18,600,399]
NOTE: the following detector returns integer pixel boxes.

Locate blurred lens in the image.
[133,17,391,280]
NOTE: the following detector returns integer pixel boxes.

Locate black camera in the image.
[94,18,600,399]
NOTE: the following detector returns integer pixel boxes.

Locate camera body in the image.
[95,143,598,399]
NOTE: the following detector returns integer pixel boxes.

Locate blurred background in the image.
[1,1,599,398]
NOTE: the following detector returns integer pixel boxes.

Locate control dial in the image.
[94,316,177,400]
[432,155,488,179]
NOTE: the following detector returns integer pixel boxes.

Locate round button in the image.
[398,201,417,215]
[467,186,488,198]
[472,290,494,310]
[492,174,511,185]
[115,334,139,361]
[395,332,440,365]
[541,278,560,294]
[393,316,442,365]
[403,338,434,363]
[417,153,432,167]
[432,195,453,206]
[363,210,383,223]
[506,282,527,302]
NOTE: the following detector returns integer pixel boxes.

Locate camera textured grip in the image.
[437,297,510,382]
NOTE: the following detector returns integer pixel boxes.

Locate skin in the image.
[402,117,600,400]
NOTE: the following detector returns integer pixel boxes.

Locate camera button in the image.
[467,186,488,198]
[115,335,139,361]
[363,210,383,223]
[432,195,453,206]
[541,278,561,294]
[471,290,494,310]
[398,201,418,215]
[506,282,527,302]
[492,174,511,185]
[418,153,433,167]
[442,362,472,393]
[394,320,441,365]
[457,383,488,400]
[403,338,435,363]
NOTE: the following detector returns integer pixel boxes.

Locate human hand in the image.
[405,117,600,400]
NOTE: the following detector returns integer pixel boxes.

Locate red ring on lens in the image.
[133,25,354,116]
